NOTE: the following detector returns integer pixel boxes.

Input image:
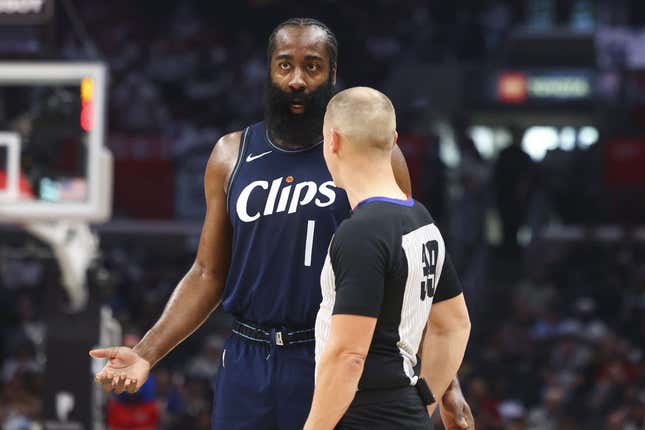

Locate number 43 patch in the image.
[420,240,438,301]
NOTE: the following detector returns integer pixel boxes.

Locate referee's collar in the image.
[355,196,414,210]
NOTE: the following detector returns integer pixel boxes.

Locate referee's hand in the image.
[440,386,474,429]
[89,346,151,394]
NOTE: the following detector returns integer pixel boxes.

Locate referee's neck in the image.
[342,170,407,210]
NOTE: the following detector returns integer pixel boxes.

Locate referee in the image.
[304,87,471,430]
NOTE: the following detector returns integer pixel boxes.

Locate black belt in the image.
[232,319,315,347]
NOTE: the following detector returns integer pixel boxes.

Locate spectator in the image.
[493,127,534,255]
[526,384,567,430]
[452,125,491,302]
[185,334,224,380]
[2,341,41,383]
[0,371,42,430]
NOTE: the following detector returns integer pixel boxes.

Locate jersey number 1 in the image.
[304,220,315,267]
[420,240,438,301]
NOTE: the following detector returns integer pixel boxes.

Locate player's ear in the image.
[331,67,337,86]
[393,131,399,146]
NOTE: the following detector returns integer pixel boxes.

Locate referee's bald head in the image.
[324,87,397,153]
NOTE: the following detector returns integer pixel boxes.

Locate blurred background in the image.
[0,0,644,429]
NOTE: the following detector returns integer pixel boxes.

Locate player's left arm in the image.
[304,314,376,430]
[441,376,475,430]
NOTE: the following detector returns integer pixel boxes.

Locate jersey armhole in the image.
[225,126,250,214]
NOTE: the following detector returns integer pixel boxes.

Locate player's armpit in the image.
[391,143,412,196]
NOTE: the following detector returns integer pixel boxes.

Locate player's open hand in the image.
[440,384,475,429]
[89,346,151,394]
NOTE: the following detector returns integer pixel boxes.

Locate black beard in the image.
[265,78,333,149]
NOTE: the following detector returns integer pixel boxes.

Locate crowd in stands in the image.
[0,1,643,429]
[458,239,645,430]
[1,119,642,428]
[1,227,643,429]
[58,1,518,153]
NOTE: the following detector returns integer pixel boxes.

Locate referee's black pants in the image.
[336,385,433,429]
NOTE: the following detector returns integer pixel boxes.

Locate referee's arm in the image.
[304,314,377,430]
[420,254,471,417]
[305,224,386,430]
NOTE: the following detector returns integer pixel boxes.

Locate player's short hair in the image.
[267,18,338,72]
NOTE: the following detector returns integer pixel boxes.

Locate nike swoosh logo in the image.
[246,151,272,162]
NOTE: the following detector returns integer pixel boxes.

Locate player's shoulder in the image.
[208,121,267,170]
[203,130,244,187]
[209,131,243,168]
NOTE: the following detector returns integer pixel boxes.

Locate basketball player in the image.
[90,19,473,430]
[305,87,470,429]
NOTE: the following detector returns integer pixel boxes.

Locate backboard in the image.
[0,62,112,223]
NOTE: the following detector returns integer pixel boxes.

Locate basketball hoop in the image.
[0,61,112,313]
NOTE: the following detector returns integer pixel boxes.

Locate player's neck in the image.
[340,163,407,210]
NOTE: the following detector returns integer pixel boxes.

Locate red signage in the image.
[496,70,593,104]
[497,72,528,104]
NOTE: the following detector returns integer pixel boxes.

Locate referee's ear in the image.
[330,128,341,155]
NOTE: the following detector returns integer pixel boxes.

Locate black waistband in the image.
[232,319,315,347]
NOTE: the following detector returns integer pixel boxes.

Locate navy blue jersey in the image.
[223,122,351,328]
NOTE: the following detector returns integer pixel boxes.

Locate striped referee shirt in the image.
[315,196,462,390]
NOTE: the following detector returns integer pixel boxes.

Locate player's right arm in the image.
[90,131,242,394]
